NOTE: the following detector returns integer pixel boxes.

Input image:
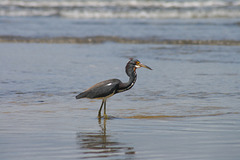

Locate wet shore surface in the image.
[1,5,240,159]
[1,42,240,159]
[1,35,240,46]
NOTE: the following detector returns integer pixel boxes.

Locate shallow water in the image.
[0,43,240,159]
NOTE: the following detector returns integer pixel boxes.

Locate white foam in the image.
[0,0,240,18]
[0,0,238,8]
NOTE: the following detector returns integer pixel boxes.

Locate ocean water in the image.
[1,0,240,160]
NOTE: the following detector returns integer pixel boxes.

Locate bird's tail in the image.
[76,92,87,99]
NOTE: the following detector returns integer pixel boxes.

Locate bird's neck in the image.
[117,67,137,93]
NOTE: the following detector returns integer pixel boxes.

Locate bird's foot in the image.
[98,111,102,119]
[97,114,107,119]
[103,114,108,119]
[98,114,116,120]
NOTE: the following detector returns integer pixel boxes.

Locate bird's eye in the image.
[136,61,140,65]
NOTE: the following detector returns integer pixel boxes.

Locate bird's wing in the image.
[82,79,121,99]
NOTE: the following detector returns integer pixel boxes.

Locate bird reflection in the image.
[76,119,135,159]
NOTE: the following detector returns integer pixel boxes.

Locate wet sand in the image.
[1,35,240,46]
[1,43,240,160]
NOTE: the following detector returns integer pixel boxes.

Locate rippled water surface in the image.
[0,43,240,160]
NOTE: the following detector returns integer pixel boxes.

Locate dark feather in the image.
[76,79,122,99]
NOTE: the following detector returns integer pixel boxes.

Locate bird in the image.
[76,58,152,119]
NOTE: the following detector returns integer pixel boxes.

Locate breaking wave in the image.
[0,0,240,19]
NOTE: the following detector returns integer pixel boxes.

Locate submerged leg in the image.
[98,99,104,118]
[103,99,108,119]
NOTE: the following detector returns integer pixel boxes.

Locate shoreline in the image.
[1,35,240,46]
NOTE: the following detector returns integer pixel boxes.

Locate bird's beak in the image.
[138,63,152,70]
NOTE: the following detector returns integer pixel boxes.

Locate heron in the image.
[76,58,152,119]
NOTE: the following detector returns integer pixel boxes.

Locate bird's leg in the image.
[103,99,108,119]
[98,99,104,119]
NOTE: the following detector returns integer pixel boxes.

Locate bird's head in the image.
[128,58,152,70]
[126,58,152,76]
